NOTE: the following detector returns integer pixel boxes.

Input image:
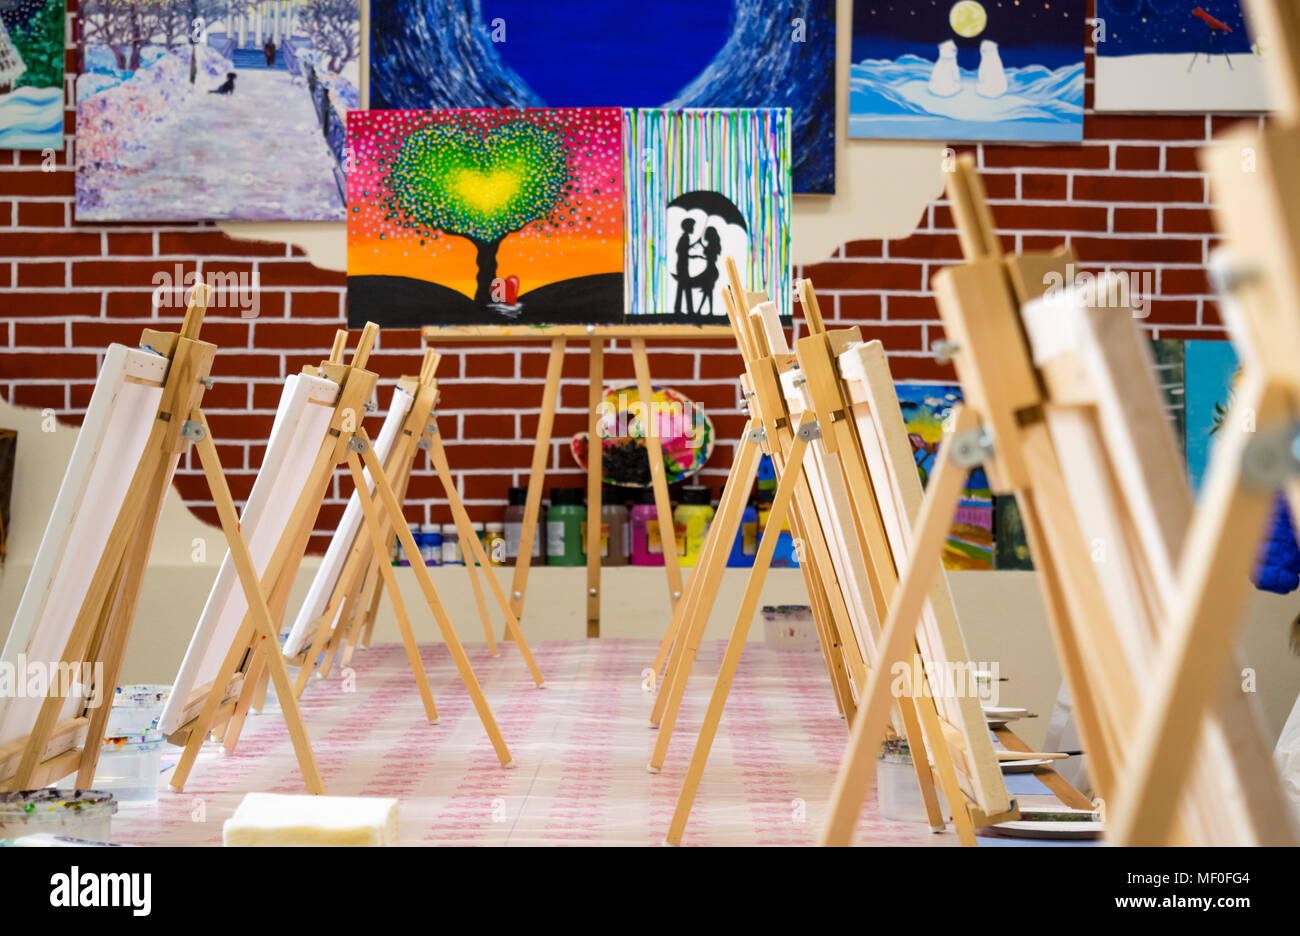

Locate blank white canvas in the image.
[0,345,170,750]
[158,373,338,736]
[283,386,414,658]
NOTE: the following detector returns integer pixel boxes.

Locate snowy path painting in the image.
[850,1,1084,144]
[75,0,358,221]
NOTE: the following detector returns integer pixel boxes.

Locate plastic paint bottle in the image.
[420,523,441,567]
[673,486,715,568]
[440,523,462,565]
[629,488,665,567]
[398,523,421,567]
[600,501,631,566]
[728,502,760,567]
[504,486,545,567]
[484,522,506,566]
[546,488,586,566]
[470,522,486,566]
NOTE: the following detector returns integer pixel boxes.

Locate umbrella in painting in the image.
[665,190,749,318]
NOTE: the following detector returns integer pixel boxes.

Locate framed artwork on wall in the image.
[369,0,836,195]
[849,0,1085,143]
[0,0,65,150]
[1094,0,1269,113]
[75,0,358,221]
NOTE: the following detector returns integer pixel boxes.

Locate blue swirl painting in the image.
[370,0,836,194]
[850,0,1085,143]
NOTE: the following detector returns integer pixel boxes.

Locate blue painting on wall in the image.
[849,0,1085,143]
[1094,0,1268,112]
[369,0,836,194]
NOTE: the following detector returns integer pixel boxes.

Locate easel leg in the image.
[649,433,762,762]
[896,693,946,832]
[651,425,759,717]
[462,534,501,655]
[348,452,440,722]
[664,428,810,845]
[819,406,974,847]
[360,570,386,649]
[586,338,605,637]
[909,663,977,846]
[194,419,325,794]
[361,437,513,765]
[631,337,685,609]
[426,432,546,687]
[507,336,566,629]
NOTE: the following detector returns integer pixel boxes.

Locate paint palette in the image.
[570,384,715,487]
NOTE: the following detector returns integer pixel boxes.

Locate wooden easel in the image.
[658,264,1020,846]
[288,348,544,691]
[169,326,519,793]
[822,155,1289,845]
[0,286,326,794]
[1111,0,1300,845]
[422,325,732,637]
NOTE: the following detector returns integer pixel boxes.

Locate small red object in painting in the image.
[504,275,520,304]
[1193,7,1232,33]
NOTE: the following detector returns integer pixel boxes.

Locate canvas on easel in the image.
[0,286,321,793]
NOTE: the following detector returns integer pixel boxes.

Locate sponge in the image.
[222,793,398,846]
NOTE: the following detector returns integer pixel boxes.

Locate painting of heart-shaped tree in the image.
[347,107,625,327]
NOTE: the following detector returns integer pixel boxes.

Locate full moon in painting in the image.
[949,1,988,38]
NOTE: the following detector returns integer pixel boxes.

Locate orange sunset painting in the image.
[347,107,625,326]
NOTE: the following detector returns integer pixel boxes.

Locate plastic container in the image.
[0,790,117,843]
[757,501,800,568]
[397,523,421,567]
[546,488,586,566]
[504,487,545,567]
[107,684,170,735]
[876,739,948,824]
[597,502,631,566]
[93,730,165,804]
[484,523,507,566]
[629,488,665,567]
[440,523,463,565]
[420,523,442,567]
[761,605,820,650]
[673,486,715,567]
[727,504,759,567]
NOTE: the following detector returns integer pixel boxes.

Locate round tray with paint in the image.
[571,384,715,487]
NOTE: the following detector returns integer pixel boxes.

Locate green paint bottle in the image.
[546,487,587,566]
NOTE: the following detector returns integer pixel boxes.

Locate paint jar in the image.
[546,488,586,566]
[599,501,631,566]
[397,523,421,567]
[420,523,441,567]
[94,730,165,804]
[504,487,545,567]
[484,523,507,566]
[107,684,170,735]
[0,790,118,843]
[876,739,947,825]
[440,523,463,565]
[469,522,487,565]
[727,503,760,567]
[629,488,665,567]
[673,486,715,567]
[761,605,819,651]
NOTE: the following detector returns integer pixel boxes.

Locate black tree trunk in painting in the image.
[473,236,504,305]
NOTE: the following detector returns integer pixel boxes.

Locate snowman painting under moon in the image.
[849,0,1085,142]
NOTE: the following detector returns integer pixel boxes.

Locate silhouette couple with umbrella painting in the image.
[669,191,748,317]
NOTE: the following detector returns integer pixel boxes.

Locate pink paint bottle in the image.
[629,488,665,567]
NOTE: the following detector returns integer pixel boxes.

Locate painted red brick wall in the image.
[0,3,1256,552]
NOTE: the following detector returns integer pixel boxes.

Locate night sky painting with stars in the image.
[850,0,1085,143]
[1093,0,1268,112]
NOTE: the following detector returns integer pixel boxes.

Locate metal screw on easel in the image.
[589,588,598,597]
[513,590,522,600]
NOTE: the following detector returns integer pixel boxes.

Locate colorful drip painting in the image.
[849,0,1085,143]
[1095,0,1269,113]
[347,107,625,328]
[895,383,994,570]
[369,0,835,195]
[624,108,791,324]
[75,0,359,221]
[1184,339,1241,494]
[0,0,64,150]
